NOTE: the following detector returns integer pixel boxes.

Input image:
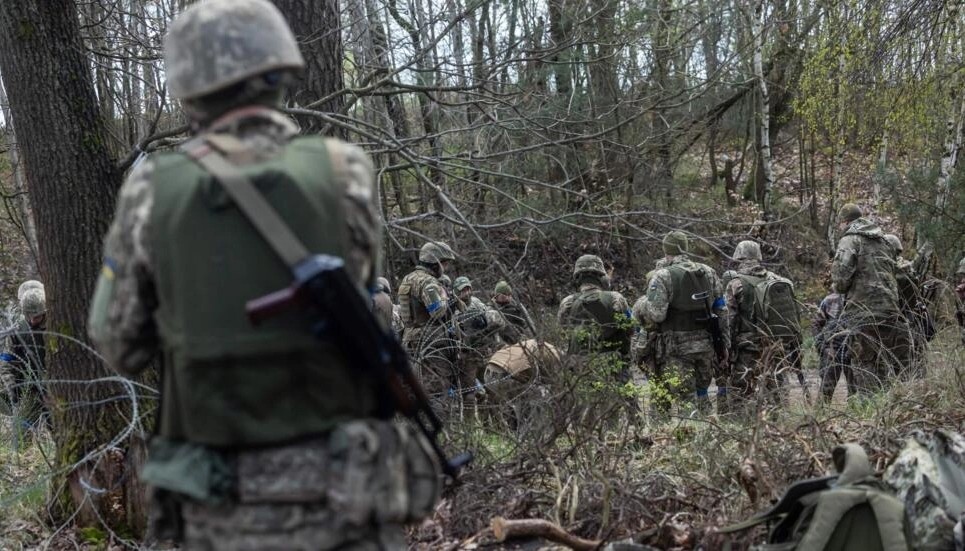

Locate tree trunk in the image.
[752,0,774,219]
[0,0,147,532]
[271,0,345,135]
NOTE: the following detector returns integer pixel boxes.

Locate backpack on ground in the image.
[721,443,910,551]
[885,430,965,551]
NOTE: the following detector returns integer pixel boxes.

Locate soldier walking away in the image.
[831,204,911,394]
[2,287,49,439]
[88,1,441,547]
[491,280,534,343]
[724,240,806,411]
[885,234,932,376]
[398,241,460,395]
[558,255,634,417]
[634,231,727,416]
[813,283,856,402]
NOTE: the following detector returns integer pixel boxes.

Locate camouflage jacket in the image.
[1,316,46,398]
[813,292,846,352]
[724,261,798,344]
[831,218,900,320]
[635,255,726,354]
[88,106,381,377]
[397,266,450,333]
[491,299,530,343]
[456,296,507,350]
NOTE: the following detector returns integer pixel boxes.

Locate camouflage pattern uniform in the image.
[831,207,911,393]
[635,232,726,414]
[558,255,633,415]
[452,276,506,399]
[886,235,930,375]
[88,2,440,548]
[813,290,855,401]
[724,241,803,409]
[398,242,457,396]
[1,288,48,431]
[491,281,532,344]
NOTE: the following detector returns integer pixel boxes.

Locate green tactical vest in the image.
[736,273,800,339]
[564,289,628,354]
[149,136,379,448]
[661,264,710,332]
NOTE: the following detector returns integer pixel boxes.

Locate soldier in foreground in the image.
[88,1,441,547]
[831,204,910,393]
[398,241,459,394]
[635,231,726,415]
[724,240,804,410]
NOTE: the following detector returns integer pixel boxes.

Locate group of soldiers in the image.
[0,0,959,548]
[390,203,959,419]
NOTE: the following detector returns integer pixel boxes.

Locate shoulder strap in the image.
[189,133,309,268]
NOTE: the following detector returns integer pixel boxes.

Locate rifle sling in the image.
[189,133,310,269]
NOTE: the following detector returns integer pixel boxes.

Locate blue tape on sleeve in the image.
[712,296,725,310]
[426,301,442,314]
[0,353,12,362]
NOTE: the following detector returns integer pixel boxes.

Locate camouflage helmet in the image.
[376,277,391,294]
[418,241,456,264]
[164,0,305,100]
[573,255,607,279]
[732,240,762,262]
[662,231,689,256]
[837,203,862,224]
[20,289,46,318]
[494,280,512,295]
[453,276,472,292]
[17,280,43,302]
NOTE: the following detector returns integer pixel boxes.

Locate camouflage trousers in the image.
[650,350,715,416]
[847,315,912,394]
[182,502,405,550]
[818,342,855,402]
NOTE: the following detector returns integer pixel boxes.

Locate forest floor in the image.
[0,146,962,549]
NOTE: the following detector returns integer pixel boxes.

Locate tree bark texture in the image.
[0,0,146,532]
[271,0,346,134]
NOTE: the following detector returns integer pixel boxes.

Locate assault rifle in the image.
[693,290,728,366]
[246,254,472,479]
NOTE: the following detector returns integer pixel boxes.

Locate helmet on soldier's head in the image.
[494,281,512,296]
[453,276,472,292]
[21,289,46,318]
[837,203,862,224]
[377,277,391,294]
[17,280,43,303]
[884,234,903,257]
[164,0,305,101]
[573,255,607,279]
[662,231,689,256]
[418,241,456,264]
[732,240,762,262]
